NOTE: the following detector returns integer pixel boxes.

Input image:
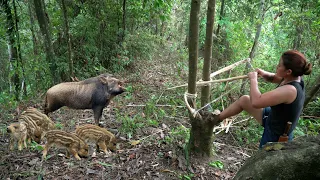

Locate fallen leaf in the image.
[162,123,168,129]
[130,140,140,146]
[128,153,136,160]
[92,152,97,158]
[64,175,72,180]
[160,131,164,139]
[86,168,97,175]
[214,171,222,177]
[28,157,39,166]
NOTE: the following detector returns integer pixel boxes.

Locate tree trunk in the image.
[293,4,304,50]
[187,0,200,109]
[304,75,320,107]
[187,0,201,156]
[293,26,302,50]
[33,0,57,84]
[28,0,42,81]
[1,0,20,100]
[60,0,74,78]
[188,0,219,157]
[13,0,27,98]
[28,0,38,57]
[216,0,225,36]
[122,0,126,40]
[160,21,166,37]
[201,0,216,107]
[240,0,266,94]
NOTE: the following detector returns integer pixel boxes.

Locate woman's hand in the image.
[256,68,266,77]
[248,71,258,80]
[256,68,274,82]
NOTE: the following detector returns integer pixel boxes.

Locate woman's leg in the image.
[219,95,263,125]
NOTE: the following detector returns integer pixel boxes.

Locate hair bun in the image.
[303,63,312,75]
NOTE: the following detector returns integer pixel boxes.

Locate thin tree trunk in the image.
[304,75,320,107]
[187,0,200,103]
[201,0,216,107]
[122,0,126,40]
[249,0,266,63]
[28,0,38,56]
[188,0,201,157]
[1,0,20,100]
[216,0,225,36]
[60,0,74,78]
[293,4,304,50]
[240,0,266,93]
[293,26,302,50]
[33,0,57,84]
[28,0,42,81]
[160,21,166,37]
[13,0,27,98]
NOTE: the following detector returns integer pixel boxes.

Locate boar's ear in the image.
[99,76,109,85]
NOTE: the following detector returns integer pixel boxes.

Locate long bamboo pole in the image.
[167,75,248,90]
[210,58,250,78]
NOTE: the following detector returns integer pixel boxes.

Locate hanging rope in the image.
[179,57,254,120]
[195,82,242,114]
[184,92,198,117]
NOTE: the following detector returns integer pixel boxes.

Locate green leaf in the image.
[98,161,113,167]
[209,160,224,169]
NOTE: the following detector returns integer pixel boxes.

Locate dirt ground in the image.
[0,50,259,179]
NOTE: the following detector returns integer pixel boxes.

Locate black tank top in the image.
[267,80,305,136]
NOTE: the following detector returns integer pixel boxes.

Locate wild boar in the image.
[7,114,42,150]
[75,124,117,155]
[7,122,28,150]
[22,107,55,132]
[42,130,89,160]
[44,73,125,125]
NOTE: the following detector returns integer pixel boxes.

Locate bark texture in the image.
[187,0,200,98]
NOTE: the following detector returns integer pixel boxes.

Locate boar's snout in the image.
[78,144,89,158]
[79,154,89,158]
[78,150,89,158]
[110,81,126,96]
[7,127,12,133]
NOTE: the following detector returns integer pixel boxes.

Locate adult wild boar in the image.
[44,73,125,124]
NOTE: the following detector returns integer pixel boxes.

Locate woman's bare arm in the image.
[256,69,283,84]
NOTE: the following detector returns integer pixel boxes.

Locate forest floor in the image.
[0,47,260,179]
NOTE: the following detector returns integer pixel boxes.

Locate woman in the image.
[218,50,312,148]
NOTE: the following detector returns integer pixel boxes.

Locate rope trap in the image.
[169,58,254,131]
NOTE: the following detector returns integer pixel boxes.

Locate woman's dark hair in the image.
[281,50,312,76]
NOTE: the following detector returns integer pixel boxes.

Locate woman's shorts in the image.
[259,107,293,148]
